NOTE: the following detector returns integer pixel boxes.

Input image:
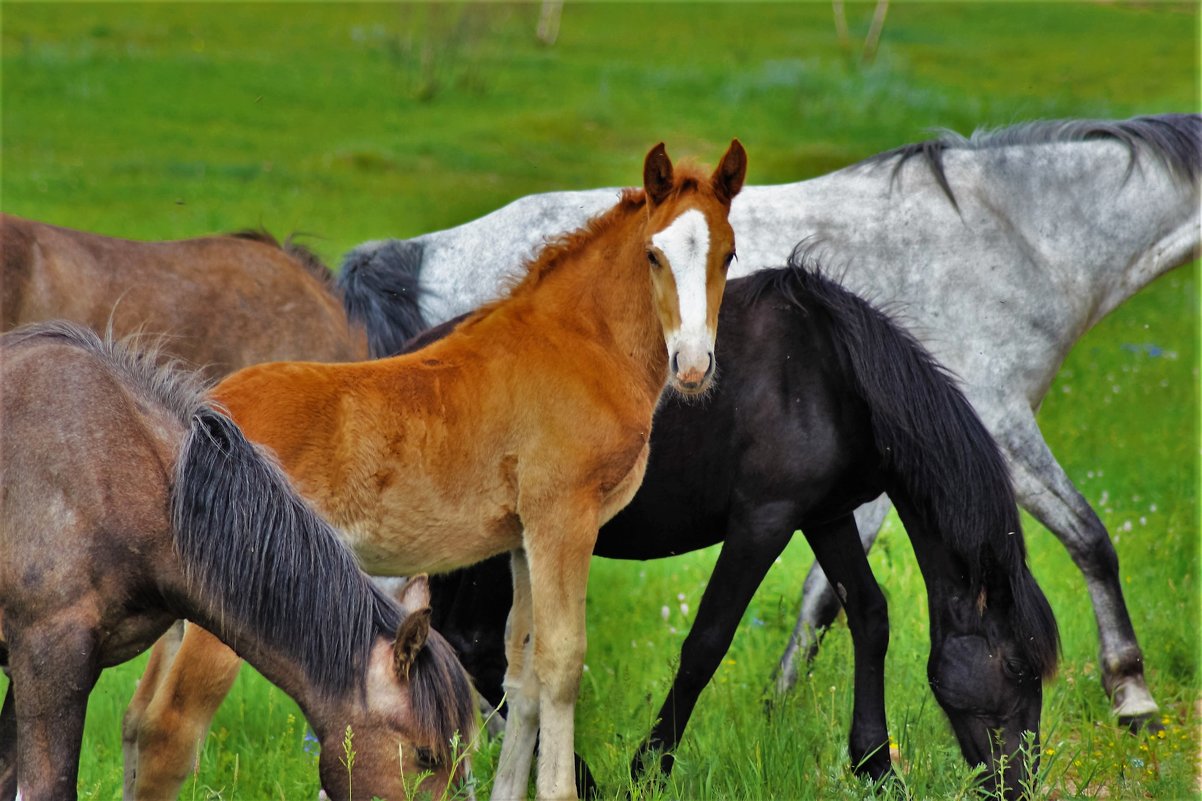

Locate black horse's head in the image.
[927,573,1057,800]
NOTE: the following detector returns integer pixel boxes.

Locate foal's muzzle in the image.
[670,347,715,394]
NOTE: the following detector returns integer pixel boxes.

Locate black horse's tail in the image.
[773,252,1060,679]
[338,238,428,358]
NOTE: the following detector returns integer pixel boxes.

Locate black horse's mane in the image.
[741,257,1060,678]
[6,321,474,760]
[860,113,1201,209]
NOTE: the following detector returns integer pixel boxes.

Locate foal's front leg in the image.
[525,504,599,801]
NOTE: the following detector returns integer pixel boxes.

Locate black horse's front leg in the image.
[631,499,798,785]
[803,513,893,781]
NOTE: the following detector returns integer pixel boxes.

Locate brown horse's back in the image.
[0,328,186,667]
[0,214,367,379]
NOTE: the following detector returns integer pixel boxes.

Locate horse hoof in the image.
[1119,713,1165,734]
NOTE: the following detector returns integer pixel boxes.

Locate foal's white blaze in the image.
[652,208,714,387]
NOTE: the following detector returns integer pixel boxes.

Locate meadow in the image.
[1,2,1198,798]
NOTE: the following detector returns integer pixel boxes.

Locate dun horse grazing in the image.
[124,140,746,801]
[0,215,368,379]
[0,322,475,801]
[401,256,1060,799]
[339,113,1199,727]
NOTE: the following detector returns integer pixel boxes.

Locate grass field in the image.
[1,2,1199,799]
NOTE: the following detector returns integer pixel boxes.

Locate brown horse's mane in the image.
[460,163,711,329]
[229,229,338,290]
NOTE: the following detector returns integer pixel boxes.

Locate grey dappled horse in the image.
[341,114,1200,728]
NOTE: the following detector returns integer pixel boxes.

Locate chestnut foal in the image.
[125,140,746,800]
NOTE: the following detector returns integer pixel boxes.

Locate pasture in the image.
[1,3,1198,799]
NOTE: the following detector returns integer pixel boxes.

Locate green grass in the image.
[1,2,1199,799]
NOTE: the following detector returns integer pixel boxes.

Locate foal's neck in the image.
[484,196,670,400]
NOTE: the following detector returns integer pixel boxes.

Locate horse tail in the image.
[338,238,428,358]
[774,251,1060,678]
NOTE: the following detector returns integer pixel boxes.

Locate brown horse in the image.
[0,322,476,801]
[122,140,746,801]
[0,214,374,796]
[0,214,368,380]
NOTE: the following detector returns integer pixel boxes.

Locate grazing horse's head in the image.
[642,139,746,396]
[927,578,1056,799]
[316,576,477,801]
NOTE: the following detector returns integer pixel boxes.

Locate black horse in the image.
[381,253,1060,799]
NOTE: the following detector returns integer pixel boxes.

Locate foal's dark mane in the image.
[8,321,474,757]
[743,257,1060,677]
[860,113,1202,209]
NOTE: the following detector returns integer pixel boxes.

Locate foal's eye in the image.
[415,746,440,770]
[722,251,736,271]
[646,249,662,269]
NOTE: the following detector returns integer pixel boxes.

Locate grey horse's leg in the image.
[997,412,1160,727]
[775,495,891,693]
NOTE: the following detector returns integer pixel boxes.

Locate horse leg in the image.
[631,501,796,784]
[125,623,243,800]
[802,514,892,780]
[525,511,597,801]
[998,415,1160,728]
[122,620,184,799]
[490,549,540,801]
[448,555,598,800]
[0,682,15,801]
[775,495,891,693]
[7,616,100,799]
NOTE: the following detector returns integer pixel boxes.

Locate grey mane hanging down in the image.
[862,113,1202,209]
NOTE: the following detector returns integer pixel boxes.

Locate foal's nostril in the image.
[670,352,680,377]
[704,352,714,379]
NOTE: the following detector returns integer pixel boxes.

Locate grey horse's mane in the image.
[860,113,1202,209]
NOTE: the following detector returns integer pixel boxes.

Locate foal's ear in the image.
[394,573,432,612]
[393,606,432,681]
[711,139,747,205]
[644,142,674,207]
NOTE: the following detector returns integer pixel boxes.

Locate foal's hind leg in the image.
[998,413,1160,728]
[0,683,16,801]
[775,495,891,693]
[7,615,101,799]
[491,548,541,801]
[124,623,243,800]
[122,620,185,800]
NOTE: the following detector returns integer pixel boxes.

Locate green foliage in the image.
[1,2,1197,798]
